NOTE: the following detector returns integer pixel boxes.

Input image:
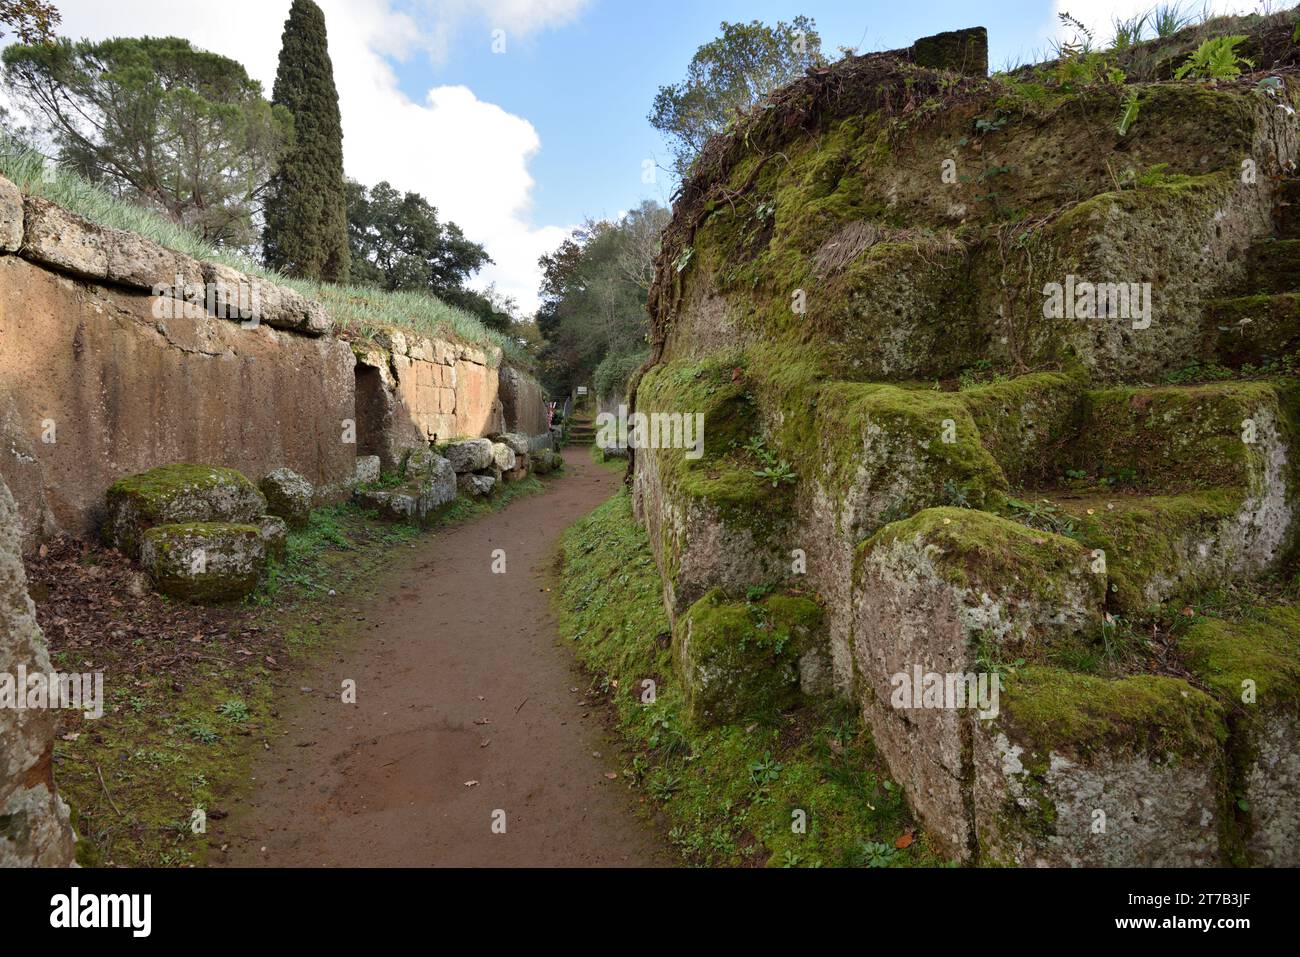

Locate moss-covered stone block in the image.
[1070,382,1285,494]
[974,666,1227,866]
[103,464,266,559]
[259,468,313,530]
[138,522,265,602]
[1180,607,1300,866]
[1203,293,1300,368]
[1244,239,1300,296]
[852,508,1106,858]
[1050,489,1288,614]
[673,588,826,728]
[958,372,1086,488]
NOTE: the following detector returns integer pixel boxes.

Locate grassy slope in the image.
[555,488,949,868]
[0,135,525,364]
[54,479,545,867]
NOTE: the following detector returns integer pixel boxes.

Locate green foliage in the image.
[556,490,931,867]
[345,179,501,325]
[536,200,668,396]
[593,349,649,403]
[1116,89,1141,135]
[1175,35,1253,81]
[1151,3,1194,38]
[2,36,292,248]
[0,0,58,44]
[263,0,350,282]
[649,16,825,175]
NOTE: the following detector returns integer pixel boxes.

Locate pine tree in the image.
[263,0,350,281]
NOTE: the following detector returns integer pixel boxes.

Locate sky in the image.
[7,0,1271,313]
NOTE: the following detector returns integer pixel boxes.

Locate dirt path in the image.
[213,447,670,867]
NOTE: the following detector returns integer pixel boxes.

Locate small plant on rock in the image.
[1175,36,1253,81]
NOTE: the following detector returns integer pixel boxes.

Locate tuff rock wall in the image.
[633,25,1300,866]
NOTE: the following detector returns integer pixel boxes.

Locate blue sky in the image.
[390,0,1060,229]
[21,0,1264,312]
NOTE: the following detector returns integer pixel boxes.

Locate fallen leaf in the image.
[895,829,915,849]
[464,780,479,788]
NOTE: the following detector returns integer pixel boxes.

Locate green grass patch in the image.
[0,133,526,364]
[555,488,949,867]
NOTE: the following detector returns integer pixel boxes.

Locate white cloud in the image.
[16,0,583,314]
[1050,0,1263,43]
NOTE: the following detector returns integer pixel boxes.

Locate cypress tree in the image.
[263,0,350,282]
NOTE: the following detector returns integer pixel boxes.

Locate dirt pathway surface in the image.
[214,447,671,867]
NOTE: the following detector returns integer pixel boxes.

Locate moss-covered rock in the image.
[958,372,1086,488]
[103,464,265,559]
[1203,293,1300,369]
[138,522,265,602]
[673,588,826,728]
[974,666,1228,866]
[259,468,314,530]
[257,515,288,564]
[1244,239,1300,296]
[1179,607,1300,866]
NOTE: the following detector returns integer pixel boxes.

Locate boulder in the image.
[497,432,531,456]
[491,442,517,472]
[445,439,494,473]
[355,455,381,486]
[418,456,458,513]
[259,468,313,529]
[201,262,330,336]
[258,515,289,563]
[102,464,266,560]
[533,449,563,475]
[458,473,496,498]
[138,522,266,602]
[0,476,76,867]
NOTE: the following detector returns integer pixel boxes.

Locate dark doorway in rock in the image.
[354,364,386,460]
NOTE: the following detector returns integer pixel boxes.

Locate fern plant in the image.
[1174,36,1254,81]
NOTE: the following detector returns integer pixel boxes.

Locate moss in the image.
[862,506,1098,605]
[1180,607,1300,714]
[673,587,825,728]
[637,354,796,532]
[1204,293,1300,369]
[1244,239,1300,296]
[1070,382,1282,494]
[1049,490,1245,614]
[957,371,1086,487]
[749,351,1011,532]
[106,464,256,509]
[140,522,264,603]
[998,665,1227,761]
[555,488,942,867]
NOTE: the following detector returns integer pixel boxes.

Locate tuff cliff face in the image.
[634,24,1300,865]
[0,475,76,867]
[0,175,549,551]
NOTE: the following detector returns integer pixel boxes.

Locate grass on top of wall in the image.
[0,134,526,366]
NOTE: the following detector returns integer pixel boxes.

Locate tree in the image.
[346,179,491,296]
[0,0,59,44]
[3,36,292,248]
[650,16,824,175]
[263,0,349,281]
[535,201,669,397]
